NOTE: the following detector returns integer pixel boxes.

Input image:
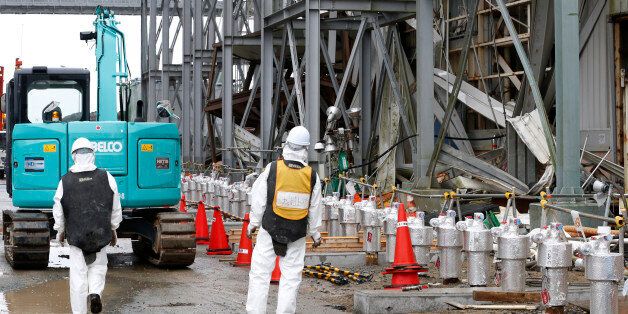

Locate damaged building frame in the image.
[133,0,625,199]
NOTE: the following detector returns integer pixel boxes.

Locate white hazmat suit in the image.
[245,144,322,314]
[52,140,122,314]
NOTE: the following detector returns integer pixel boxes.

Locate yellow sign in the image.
[43,144,57,153]
[141,144,154,152]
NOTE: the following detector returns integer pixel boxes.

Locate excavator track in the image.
[3,211,50,269]
[132,212,196,267]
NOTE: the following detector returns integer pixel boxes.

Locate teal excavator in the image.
[2,7,196,268]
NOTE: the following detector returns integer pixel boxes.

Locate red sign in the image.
[541,289,550,304]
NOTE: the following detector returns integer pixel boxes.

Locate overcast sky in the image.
[0,14,143,108]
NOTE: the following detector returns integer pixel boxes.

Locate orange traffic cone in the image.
[353,193,362,204]
[392,203,418,267]
[270,256,281,285]
[206,207,233,255]
[179,194,187,213]
[195,201,210,245]
[382,203,427,289]
[231,213,253,267]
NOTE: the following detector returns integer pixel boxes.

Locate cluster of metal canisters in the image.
[181,174,251,218]
[321,193,362,237]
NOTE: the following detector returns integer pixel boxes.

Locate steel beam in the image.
[141,0,148,117]
[264,1,306,30]
[148,0,158,120]
[193,0,204,163]
[222,0,234,167]
[161,0,171,105]
[318,0,416,12]
[496,0,556,168]
[371,21,416,152]
[305,0,321,166]
[182,0,192,162]
[415,0,434,187]
[359,30,372,170]
[320,33,340,94]
[240,66,260,127]
[0,0,223,15]
[554,0,581,193]
[332,18,367,128]
[286,22,306,125]
[260,0,274,164]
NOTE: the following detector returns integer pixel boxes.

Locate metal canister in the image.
[457,213,492,286]
[408,211,433,266]
[238,187,248,217]
[430,210,462,281]
[583,227,623,314]
[361,197,381,253]
[532,222,572,308]
[328,193,342,236]
[188,180,198,203]
[339,196,358,236]
[200,181,209,203]
[228,185,239,216]
[182,180,190,202]
[493,218,529,292]
[207,180,217,207]
[320,196,332,233]
[383,206,398,263]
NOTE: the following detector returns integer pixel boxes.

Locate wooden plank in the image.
[497,54,522,89]
[472,290,540,303]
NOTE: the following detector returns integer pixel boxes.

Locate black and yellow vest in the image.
[262,159,317,254]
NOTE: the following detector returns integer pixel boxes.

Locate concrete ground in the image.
[0,179,358,313]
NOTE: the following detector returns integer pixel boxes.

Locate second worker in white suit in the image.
[53,137,122,314]
[245,126,323,314]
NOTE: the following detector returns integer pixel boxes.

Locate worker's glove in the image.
[56,231,65,247]
[110,230,118,247]
[311,232,322,248]
[247,224,257,239]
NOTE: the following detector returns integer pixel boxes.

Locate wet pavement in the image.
[0,180,347,313]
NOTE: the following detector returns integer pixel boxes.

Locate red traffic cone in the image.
[270,256,281,285]
[179,194,187,213]
[206,207,233,255]
[382,203,427,289]
[231,213,253,267]
[195,201,210,245]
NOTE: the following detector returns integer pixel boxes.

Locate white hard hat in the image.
[71,137,93,153]
[286,126,310,146]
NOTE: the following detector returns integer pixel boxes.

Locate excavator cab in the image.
[4,67,90,197]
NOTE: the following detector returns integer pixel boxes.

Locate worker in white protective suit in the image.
[52,137,122,314]
[245,126,323,314]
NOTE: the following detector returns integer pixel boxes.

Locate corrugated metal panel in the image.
[580,1,613,151]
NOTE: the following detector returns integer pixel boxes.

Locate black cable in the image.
[344,134,420,171]
[442,134,506,141]
[339,132,505,175]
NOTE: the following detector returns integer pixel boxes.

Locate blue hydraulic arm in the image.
[82,6,130,121]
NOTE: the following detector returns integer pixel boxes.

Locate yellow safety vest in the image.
[271,160,313,220]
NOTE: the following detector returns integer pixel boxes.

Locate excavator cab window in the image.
[28,82,82,123]
[8,68,90,129]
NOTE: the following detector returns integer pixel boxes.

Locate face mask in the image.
[72,152,95,167]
